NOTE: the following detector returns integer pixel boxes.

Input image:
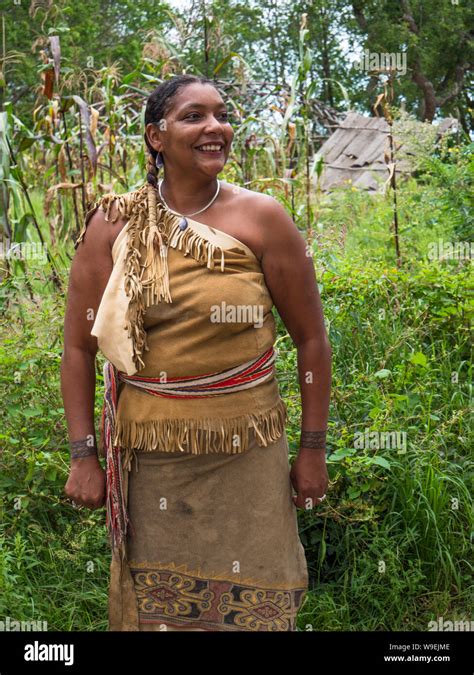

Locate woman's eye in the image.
[185,112,229,121]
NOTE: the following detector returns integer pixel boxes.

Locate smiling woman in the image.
[61,74,331,632]
[145,79,233,184]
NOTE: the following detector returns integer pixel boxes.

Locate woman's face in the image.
[147,82,234,178]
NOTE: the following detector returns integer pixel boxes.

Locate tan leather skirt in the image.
[108,428,309,631]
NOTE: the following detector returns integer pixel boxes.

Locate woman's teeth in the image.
[196,145,223,152]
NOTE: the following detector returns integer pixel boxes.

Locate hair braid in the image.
[146,151,158,188]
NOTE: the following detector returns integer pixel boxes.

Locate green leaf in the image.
[21,408,43,418]
[45,468,57,481]
[369,456,391,469]
[318,537,327,563]
[328,448,356,461]
[409,352,428,367]
[303,49,312,72]
[374,369,391,379]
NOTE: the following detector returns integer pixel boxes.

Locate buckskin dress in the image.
[74,182,309,632]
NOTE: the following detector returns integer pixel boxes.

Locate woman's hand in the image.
[290,448,329,510]
[64,456,106,510]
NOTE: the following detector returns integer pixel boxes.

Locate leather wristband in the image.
[70,436,98,459]
[300,430,327,450]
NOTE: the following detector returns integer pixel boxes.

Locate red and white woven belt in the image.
[101,346,276,553]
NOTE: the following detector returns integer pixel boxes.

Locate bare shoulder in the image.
[106,200,129,250]
[67,198,129,332]
[74,198,129,255]
[222,182,274,211]
[221,182,303,255]
[223,182,296,229]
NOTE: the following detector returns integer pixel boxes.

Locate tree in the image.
[350,0,473,127]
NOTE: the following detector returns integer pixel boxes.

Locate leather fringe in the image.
[74,183,228,373]
[113,397,288,455]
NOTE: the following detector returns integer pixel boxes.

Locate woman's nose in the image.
[202,115,224,132]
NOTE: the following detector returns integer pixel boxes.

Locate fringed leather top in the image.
[74,182,288,455]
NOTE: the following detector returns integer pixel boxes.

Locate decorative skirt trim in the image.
[129,562,307,632]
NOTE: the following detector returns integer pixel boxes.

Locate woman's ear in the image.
[145,123,163,153]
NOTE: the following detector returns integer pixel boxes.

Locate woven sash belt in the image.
[101,346,276,553]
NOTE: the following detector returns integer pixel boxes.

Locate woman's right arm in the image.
[61,206,118,510]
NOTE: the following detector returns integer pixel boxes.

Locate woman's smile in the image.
[194,149,224,157]
[194,143,225,156]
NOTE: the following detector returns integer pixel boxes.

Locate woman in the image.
[61,74,331,632]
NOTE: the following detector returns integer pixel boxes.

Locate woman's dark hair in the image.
[144,74,220,188]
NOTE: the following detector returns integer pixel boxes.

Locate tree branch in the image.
[400,0,419,35]
[351,1,367,32]
[437,63,471,107]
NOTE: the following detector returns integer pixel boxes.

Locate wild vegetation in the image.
[1,0,472,630]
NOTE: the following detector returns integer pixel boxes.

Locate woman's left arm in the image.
[258,196,332,510]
